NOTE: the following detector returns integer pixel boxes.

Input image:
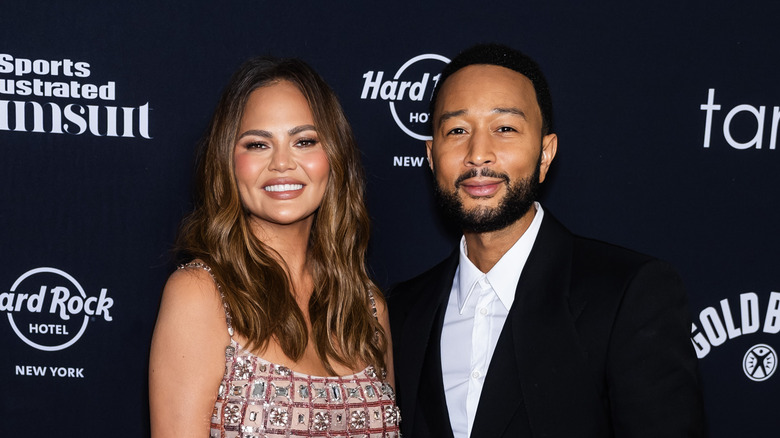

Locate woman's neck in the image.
[250,216,314,297]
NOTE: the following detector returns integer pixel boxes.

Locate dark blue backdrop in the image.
[1,1,777,436]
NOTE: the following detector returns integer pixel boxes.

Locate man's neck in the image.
[462,205,537,273]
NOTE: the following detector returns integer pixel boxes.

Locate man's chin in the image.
[458,205,506,226]
[460,205,499,217]
[458,194,502,208]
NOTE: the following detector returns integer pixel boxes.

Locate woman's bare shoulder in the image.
[149,262,228,436]
[163,262,221,303]
[154,261,229,352]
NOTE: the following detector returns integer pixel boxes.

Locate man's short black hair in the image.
[430,43,554,136]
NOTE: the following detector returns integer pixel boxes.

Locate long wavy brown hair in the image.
[177,57,385,374]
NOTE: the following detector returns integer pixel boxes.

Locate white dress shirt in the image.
[440,203,544,438]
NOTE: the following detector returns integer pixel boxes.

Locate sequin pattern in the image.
[179,263,400,438]
[210,339,400,437]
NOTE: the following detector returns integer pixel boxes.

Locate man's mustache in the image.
[454,168,510,188]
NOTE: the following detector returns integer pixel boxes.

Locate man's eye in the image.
[447,128,466,135]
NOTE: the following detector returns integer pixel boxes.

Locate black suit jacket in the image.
[388,213,704,437]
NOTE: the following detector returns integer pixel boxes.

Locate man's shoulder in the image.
[541,211,667,276]
[572,235,657,268]
[571,233,679,276]
[567,234,684,305]
[387,250,457,305]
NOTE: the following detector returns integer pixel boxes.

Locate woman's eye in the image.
[246,142,268,149]
[296,138,319,147]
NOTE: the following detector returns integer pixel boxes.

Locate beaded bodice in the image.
[211,339,401,437]
[179,263,401,437]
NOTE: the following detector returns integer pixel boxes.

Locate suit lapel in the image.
[471,314,529,437]
[397,251,458,436]
[510,214,608,436]
[469,213,606,437]
[469,216,574,437]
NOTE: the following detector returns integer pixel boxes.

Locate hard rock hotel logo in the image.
[360,53,450,142]
[2,267,114,351]
[0,53,151,139]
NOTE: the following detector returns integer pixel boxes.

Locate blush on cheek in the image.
[302,150,330,184]
[233,153,256,180]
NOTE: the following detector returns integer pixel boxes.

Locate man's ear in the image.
[539,133,558,183]
[426,140,434,173]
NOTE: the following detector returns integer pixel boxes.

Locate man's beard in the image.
[433,159,540,233]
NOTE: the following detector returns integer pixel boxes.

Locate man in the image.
[387,43,704,438]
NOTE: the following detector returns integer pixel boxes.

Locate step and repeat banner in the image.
[1,1,777,436]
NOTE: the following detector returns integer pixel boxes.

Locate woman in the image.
[149,57,399,437]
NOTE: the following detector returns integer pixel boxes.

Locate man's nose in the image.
[464,129,495,167]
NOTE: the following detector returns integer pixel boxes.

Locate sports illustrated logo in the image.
[360,53,450,142]
[700,88,780,150]
[0,53,152,139]
[1,267,114,351]
[690,291,779,359]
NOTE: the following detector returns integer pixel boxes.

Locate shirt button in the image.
[479,307,488,316]
[471,370,481,379]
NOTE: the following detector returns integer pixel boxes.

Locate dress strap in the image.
[367,289,378,320]
[178,262,234,338]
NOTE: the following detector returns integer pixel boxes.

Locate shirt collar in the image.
[456,202,545,312]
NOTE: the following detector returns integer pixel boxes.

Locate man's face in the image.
[427,64,557,233]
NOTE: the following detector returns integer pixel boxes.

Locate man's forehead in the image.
[438,107,528,126]
[435,65,539,115]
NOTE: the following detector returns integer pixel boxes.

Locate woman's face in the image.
[233,81,330,231]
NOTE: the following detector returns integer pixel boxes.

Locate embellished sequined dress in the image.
[180,263,401,438]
